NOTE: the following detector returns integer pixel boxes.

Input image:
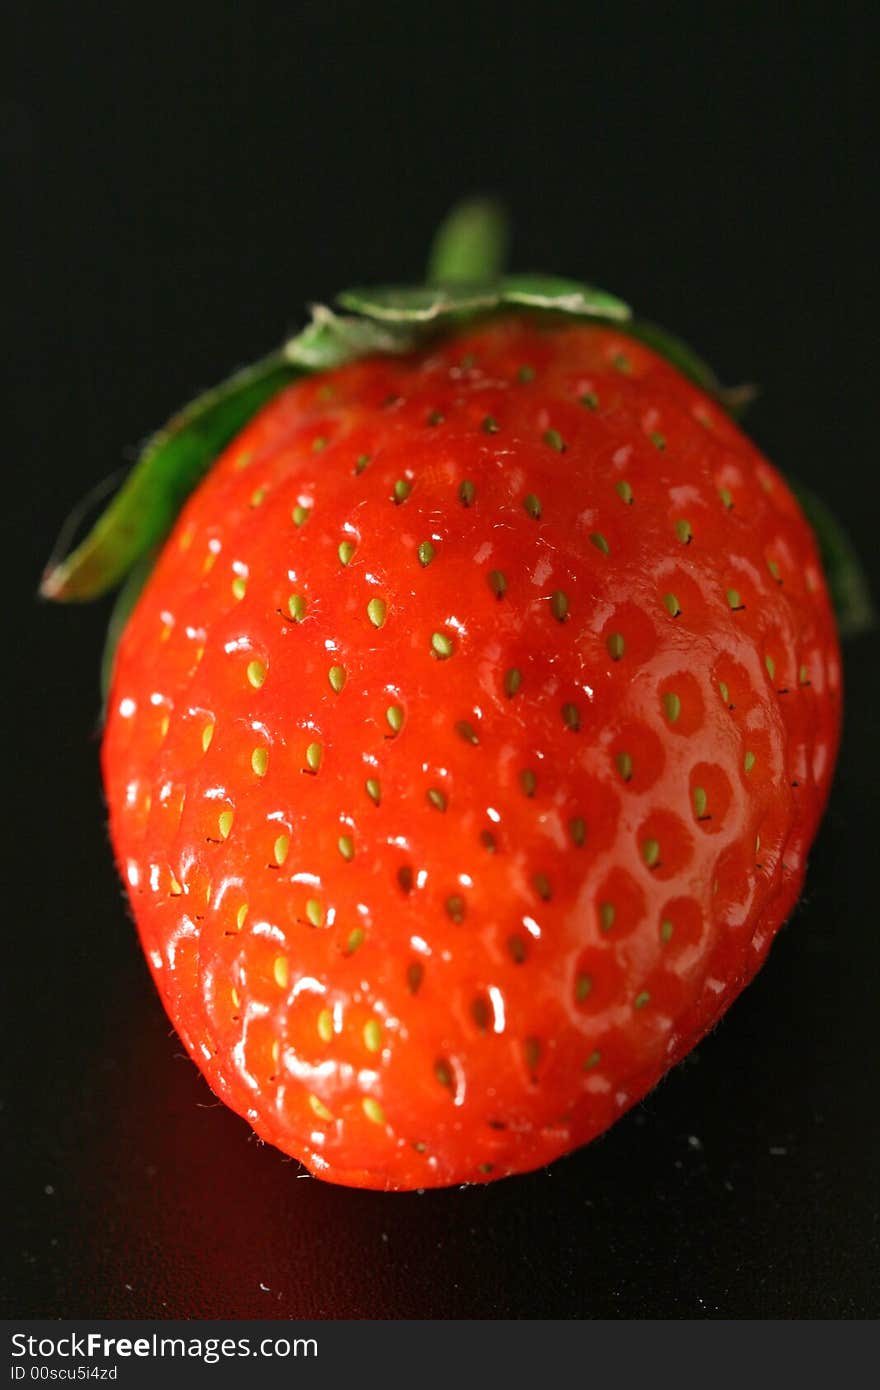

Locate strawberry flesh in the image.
[103,316,841,1189]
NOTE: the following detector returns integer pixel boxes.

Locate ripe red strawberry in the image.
[44,204,855,1189]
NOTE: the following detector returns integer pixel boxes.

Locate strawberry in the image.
[43,202,862,1190]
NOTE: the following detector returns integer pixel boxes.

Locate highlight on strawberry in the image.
[42,201,871,1190]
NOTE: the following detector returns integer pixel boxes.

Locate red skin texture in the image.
[102,317,841,1190]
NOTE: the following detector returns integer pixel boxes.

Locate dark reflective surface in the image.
[5,2,877,1318]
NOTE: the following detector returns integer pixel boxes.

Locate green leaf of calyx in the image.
[625,319,756,419]
[40,354,298,603]
[790,482,875,638]
[337,274,631,327]
[284,305,416,368]
[337,282,501,323]
[499,274,630,321]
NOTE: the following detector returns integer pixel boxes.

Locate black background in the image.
[4,2,878,1319]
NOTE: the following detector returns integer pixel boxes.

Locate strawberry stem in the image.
[427,198,509,286]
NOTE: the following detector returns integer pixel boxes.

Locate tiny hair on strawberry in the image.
[43,200,871,1190]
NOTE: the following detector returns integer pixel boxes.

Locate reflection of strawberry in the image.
[46,205,847,1189]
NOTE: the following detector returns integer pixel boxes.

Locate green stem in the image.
[426,198,509,286]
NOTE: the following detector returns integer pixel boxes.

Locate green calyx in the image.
[40,196,872,670]
[622,319,757,421]
[39,198,634,614]
[790,483,874,638]
[40,354,297,603]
